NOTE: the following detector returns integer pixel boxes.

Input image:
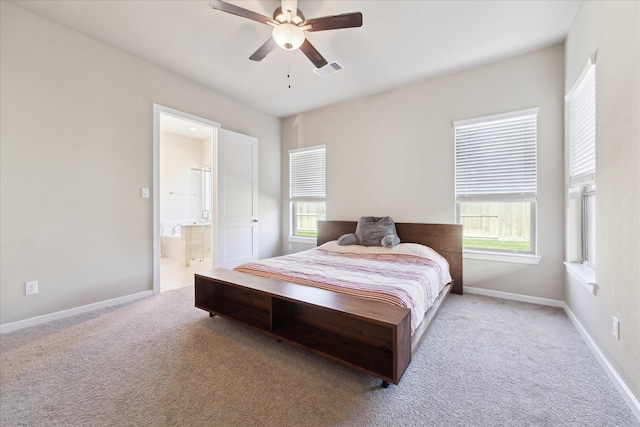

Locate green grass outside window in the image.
[464,238,530,251]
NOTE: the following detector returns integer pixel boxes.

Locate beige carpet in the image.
[1,286,637,426]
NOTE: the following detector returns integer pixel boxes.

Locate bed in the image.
[195,220,462,387]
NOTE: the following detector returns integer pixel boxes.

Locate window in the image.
[566,59,596,271]
[289,145,326,240]
[454,108,538,255]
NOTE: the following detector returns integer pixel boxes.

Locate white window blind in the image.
[567,61,596,187]
[289,145,326,201]
[454,108,538,202]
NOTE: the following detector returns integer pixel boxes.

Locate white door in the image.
[216,129,259,269]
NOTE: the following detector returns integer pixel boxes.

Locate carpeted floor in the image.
[1,286,637,426]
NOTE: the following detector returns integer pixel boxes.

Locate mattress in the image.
[234,241,452,333]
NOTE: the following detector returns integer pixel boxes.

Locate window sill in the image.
[288,236,317,245]
[564,262,597,295]
[464,250,541,265]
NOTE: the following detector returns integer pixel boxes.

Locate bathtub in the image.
[161,221,212,265]
[160,221,183,261]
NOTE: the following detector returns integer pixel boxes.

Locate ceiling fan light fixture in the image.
[272,23,305,51]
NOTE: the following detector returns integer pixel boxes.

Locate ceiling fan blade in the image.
[305,12,363,32]
[299,39,328,68]
[209,0,274,25]
[249,38,278,62]
[281,0,297,20]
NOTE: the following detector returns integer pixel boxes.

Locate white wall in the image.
[0,2,281,325]
[564,0,640,405]
[282,45,565,301]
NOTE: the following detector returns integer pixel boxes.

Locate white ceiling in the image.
[11,0,581,118]
[160,114,213,140]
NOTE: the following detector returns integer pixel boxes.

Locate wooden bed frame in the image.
[195,221,462,387]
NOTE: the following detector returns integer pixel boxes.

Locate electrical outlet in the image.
[26,281,39,295]
[612,317,619,340]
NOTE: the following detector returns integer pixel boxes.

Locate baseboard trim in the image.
[563,304,640,422]
[464,286,565,308]
[0,290,154,334]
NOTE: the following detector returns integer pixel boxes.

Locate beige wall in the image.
[564,1,640,404]
[0,2,281,325]
[282,45,566,301]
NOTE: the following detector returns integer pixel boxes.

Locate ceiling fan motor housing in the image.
[273,6,305,25]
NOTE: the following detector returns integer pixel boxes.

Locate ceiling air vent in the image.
[313,61,344,77]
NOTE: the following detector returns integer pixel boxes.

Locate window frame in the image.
[581,184,596,270]
[454,108,539,260]
[288,145,326,243]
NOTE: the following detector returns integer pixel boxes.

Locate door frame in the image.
[152,104,220,295]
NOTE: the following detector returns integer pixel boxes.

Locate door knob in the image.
[252,219,258,223]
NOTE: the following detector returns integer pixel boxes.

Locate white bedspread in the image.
[234,241,452,333]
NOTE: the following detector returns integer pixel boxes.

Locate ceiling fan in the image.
[209,0,363,69]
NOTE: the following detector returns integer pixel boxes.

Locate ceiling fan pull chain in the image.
[288,51,291,89]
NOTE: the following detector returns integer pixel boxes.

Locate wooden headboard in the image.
[317,221,463,294]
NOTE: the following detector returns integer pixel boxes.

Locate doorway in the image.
[153,105,220,294]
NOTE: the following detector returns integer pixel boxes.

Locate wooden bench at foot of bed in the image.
[195,221,462,386]
[195,268,413,385]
